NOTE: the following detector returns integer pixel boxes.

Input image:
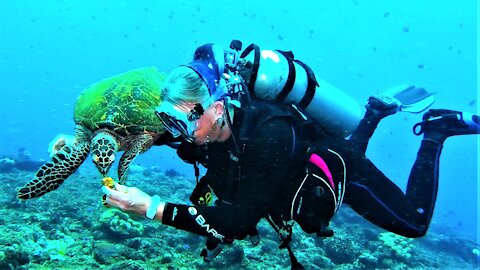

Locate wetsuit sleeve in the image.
[162,118,296,241]
[162,202,262,241]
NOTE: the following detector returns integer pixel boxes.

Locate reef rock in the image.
[92,209,144,240]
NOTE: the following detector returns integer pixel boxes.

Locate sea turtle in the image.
[17,66,167,199]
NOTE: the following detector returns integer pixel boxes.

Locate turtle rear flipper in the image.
[118,134,154,184]
[48,134,75,157]
[17,142,90,199]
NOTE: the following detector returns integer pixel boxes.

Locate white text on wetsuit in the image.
[188,207,225,241]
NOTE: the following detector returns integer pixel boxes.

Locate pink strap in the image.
[309,153,335,190]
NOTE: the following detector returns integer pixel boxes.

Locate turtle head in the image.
[90,132,119,176]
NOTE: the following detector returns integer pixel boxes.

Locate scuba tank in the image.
[186,41,362,137]
[234,43,361,137]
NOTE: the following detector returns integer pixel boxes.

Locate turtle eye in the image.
[108,154,116,162]
[93,155,100,163]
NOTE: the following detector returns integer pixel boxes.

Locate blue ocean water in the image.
[0,0,478,259]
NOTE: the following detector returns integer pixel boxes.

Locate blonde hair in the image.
[161,66,211,106]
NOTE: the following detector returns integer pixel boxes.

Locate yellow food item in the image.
[102,177,115,188]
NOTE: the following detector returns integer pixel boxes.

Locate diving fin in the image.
[372,85,435,114]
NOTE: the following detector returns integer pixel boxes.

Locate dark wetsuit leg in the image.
[405,139,443,222]
[349,110,381,155]
[343,139,442,237]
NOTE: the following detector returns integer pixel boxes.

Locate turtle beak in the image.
[93,153,116,176]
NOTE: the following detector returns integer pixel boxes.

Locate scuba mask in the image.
[155,101,207,143]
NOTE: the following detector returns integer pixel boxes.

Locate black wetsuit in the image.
[161,98,442,241]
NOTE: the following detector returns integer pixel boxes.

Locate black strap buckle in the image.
[278,221,294,249]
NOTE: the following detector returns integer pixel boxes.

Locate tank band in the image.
[275,50,296,103]
[294,60,318,109]
[240,44,261,98]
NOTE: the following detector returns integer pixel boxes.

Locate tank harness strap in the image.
[237,93,253,142]
[293,59,319,109]
[266,216,305,270]
[193,162,200,184]
[240,44,261,97]
[275,50,297,103]
[224,102,255,204]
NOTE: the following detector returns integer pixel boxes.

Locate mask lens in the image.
[155,111,190,139]
[188,103,204,122]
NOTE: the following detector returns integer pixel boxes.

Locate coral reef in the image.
[92,209,145,240]
[2,168,478,270]
[378,232,414,259]
[0,148,45,173]
[165,168,184,178]
[0,158,15,173]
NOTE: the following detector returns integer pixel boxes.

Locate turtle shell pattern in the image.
[74,66,167,136]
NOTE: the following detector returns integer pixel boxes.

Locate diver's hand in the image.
[102,183,153,216]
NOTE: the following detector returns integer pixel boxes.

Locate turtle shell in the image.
[74,66,167,136]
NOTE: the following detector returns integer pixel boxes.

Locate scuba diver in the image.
[102,42,480,269]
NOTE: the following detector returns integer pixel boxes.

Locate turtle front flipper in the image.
[17,142,90,199]
[17,133,91,199]
[118,134,154,184]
